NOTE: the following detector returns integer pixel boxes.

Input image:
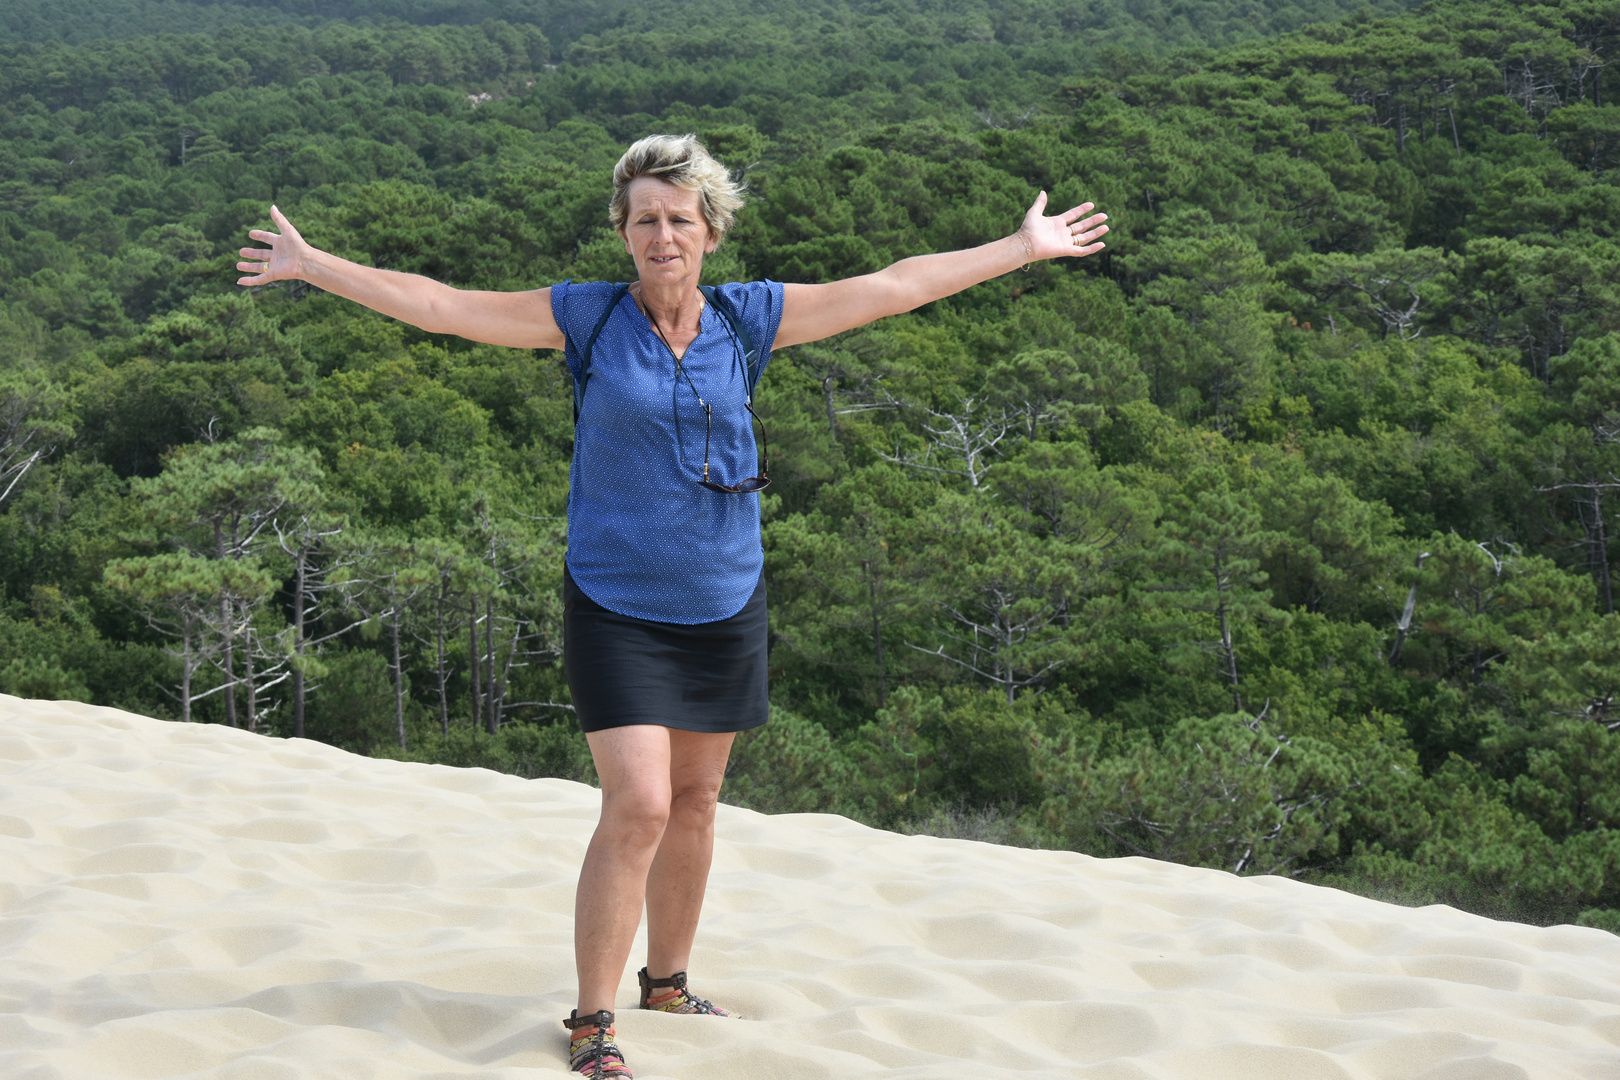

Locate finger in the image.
[239,246,272,258]
[1075,224,1111,244]
[236,260,273,272]
[270,204,295,234]
[237,274,269,286]
[1060,202,1096,224]
[1029,190,1049,215]
[246,229,280,243]
[1073,240,1107,257]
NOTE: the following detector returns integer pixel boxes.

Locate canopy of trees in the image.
[4,0,1620,934]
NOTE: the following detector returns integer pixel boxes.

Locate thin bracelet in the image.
[1017,231,1034,271]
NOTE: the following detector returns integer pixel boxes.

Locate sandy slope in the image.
[1,695,1616,1079]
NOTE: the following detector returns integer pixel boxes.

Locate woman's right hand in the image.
[237,205,308,286]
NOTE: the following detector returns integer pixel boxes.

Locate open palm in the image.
[236,205,307,286]
[1019,192,1109,262]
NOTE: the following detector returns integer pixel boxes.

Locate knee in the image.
[600,790,671,850]
[668,784,720,827]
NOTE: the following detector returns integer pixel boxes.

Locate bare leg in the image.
[645,728,735,979]
[573,726,735,1014]
[575,725,671,1015]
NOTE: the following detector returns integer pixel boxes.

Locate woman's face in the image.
[621,176,716,289]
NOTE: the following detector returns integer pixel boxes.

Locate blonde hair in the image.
[609,134,744,243]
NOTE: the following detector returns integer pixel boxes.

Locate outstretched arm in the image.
[237,206,564,351]
[774,193,1107,349]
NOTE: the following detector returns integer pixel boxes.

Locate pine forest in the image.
[3,0,1620,931]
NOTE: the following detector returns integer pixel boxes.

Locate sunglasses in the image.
[695,397,770,493]
[652,310,771,494]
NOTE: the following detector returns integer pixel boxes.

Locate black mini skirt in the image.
[562,566,770,734]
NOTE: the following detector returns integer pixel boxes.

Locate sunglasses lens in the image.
[698,477,770,494]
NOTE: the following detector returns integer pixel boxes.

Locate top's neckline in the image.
[626,285,706,362]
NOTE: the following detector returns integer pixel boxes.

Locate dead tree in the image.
[1382,551,1434,665]
[0,378,67,510]
[1539,477,1620,615]
[275,516,371,738]
[879,396,1014,491]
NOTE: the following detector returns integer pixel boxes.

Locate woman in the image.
[238,134,1107,1079]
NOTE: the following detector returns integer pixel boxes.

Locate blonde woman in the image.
[238,133,1107,1078]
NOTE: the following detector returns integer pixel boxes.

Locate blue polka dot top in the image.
[552,279,785,624]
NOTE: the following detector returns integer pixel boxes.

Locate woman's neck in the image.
[631,280,704,334]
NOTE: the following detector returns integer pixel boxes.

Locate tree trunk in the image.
[1589,486,1613,615]
[216,522,238,729]
[1389,584,1420,664]
[180,627,194,724]
[391,606,407,750]
[824,374,839,446]
[435,599,450,736]
[1388,551,1431,665]
[865,559,886,705]
[243,621,258,732]
[468,609,482,732]
[292,549,307,738]
[1219,601,1241,712]
[1213,549,1242,712]
[218,590,238,727]
[485,593,498,735]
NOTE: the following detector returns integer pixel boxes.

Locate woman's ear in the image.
[621,230,632,256]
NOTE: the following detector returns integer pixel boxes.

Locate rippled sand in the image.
[2,694,1616,1079]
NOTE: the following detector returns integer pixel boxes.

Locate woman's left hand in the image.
[1016,192,1109,262]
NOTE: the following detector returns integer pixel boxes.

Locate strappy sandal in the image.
[637,968,739,1017]
[563,1009,633,1078]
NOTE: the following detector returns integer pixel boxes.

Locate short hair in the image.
[609,134,744,243]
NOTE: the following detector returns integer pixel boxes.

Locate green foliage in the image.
[9,0,1620,932]
[1048,708,1355,876]
[1320,751,1620,926]
[297,647,399,751]
[723,706,867,815]
[1579,907,1620,933]
[375,717,595,781]
[0,654,91,701]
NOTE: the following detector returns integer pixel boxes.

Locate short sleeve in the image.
[712,280,785,385]
[551,279,628,383]
[549,279,579,381]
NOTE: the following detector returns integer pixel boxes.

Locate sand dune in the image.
[1,694,1616,1079]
